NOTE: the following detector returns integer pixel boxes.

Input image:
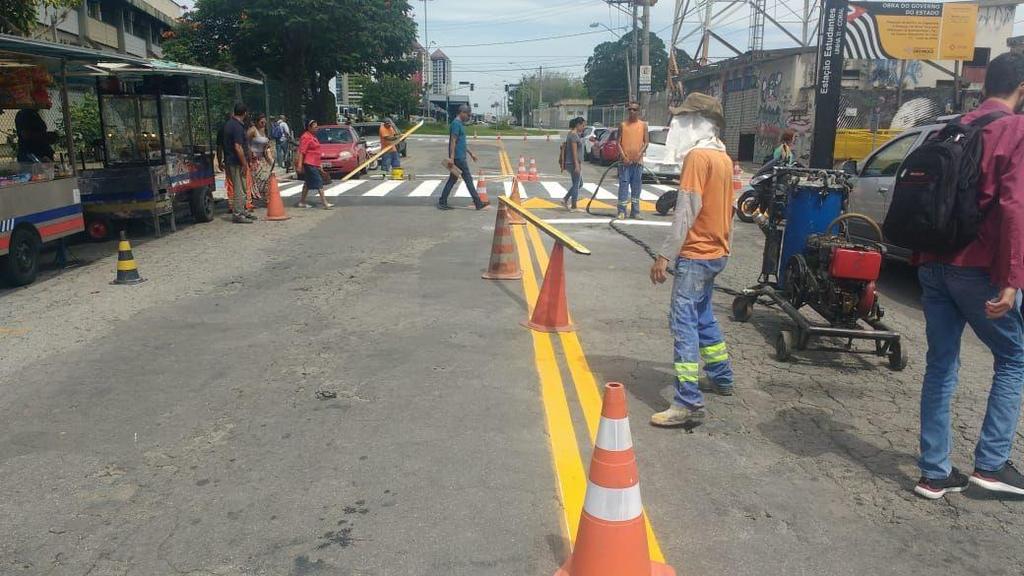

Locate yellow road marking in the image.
[524,223,666,563]
[513,224,587,547]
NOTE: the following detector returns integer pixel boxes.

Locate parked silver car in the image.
[845,121,945,260]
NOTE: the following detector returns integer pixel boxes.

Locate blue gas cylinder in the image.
[777,183,845,288]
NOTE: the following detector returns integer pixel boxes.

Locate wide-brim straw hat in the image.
[669,92,725,130]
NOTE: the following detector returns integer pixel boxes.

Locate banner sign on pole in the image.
[810,0,849,169]
[638,65,652,93]
[844,2,978,61]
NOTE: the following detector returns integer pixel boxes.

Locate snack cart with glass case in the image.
[80,61,261,240]
[0,35,87,286]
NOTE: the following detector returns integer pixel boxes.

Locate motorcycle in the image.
[655,157,803,223]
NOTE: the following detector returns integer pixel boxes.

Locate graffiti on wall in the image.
[868,59,922,89]
[755,71,787,157]
[978,5,1014,32]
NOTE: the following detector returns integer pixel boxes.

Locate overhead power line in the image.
[437,29,607,49]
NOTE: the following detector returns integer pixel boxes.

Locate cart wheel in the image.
[796,330,810,350]
[191,187,215,223]
[2,226,40,287]
[732,296,754,322]
[889,341,908,371]
[775,330,795,362]
[85,218,110,242]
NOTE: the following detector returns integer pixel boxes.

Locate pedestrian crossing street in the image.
[224,178,672,202]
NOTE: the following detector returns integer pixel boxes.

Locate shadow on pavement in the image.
[759,406,917,489]
[585,354,675,414]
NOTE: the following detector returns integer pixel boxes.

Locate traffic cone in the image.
[555,383,676,576]
[112,231,145,285]
[507,178,526,226]
[732,161,743,193]
[517,157,528,180]
[482,202,522,280]
[525,243,573,332]
[528,158,539,182]
[477,171,490,204]
[265,173,290,221]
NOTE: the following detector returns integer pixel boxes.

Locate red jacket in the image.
[918,100,1024,289]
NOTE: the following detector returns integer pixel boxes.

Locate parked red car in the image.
[315,124,368,178]
[596,128,620,165]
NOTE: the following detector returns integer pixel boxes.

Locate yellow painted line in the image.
[522,198,561,210]
[0,327,29,336]
[512,223,587,548]
[524,223,666,563]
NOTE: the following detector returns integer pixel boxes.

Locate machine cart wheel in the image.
[889,340,908,371]
[775,330,795,361]
[2,227,41,286]
[191,186,215,223]
[732,295,754,322]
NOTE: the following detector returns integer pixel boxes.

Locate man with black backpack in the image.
[901,53,1024,499]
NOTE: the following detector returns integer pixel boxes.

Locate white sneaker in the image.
[650,404,705,428]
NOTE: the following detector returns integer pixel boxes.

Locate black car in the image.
[351,122,408,158]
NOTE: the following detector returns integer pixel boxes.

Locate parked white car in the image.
[642,125,678,182]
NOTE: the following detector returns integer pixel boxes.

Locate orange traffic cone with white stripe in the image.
[528,158,539,182]
[517,157,528,180]
[482,201,521,280]
[555,382,676,576]
[477,171,490,204]
[507,178,526,226]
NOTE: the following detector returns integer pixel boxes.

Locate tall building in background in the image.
[34,0,180,59]
[430,49,451,96]
[412,41,429,88]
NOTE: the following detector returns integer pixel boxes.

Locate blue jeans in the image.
[563,169,582,206]
[617,163,643,215]
[276,141,288,168]
[439,157,484,208]
[670,256,734,408]
[918,263,1024,479]
[380,150,401,173]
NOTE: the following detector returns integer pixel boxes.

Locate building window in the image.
[123,10,134,35]
[87,1,101,20]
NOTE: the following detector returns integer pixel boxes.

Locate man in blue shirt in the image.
[439,105,488,210]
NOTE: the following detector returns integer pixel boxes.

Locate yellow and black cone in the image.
[112,231,145,285]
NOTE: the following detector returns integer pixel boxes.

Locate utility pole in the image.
[641,0,651,112]
[700,0,713,65]
[631,2,640,103]
[538,65,543,109]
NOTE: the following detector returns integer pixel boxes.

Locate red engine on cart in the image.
[829,247,882,282]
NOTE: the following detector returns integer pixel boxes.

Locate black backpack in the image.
[883,111,1007,254]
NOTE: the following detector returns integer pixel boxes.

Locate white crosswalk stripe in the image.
[324,180,367,196]
[410,179,443,197]
[222,177,668,201]
[541,181,569,199]
[362,180,404,197]
[582,183,617,200]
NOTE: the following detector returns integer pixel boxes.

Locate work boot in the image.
[650,404,705,428]
[232,214,254,224]
[616,211,627,220]
[476,201,491,210]
[244,211,258,221]
[698,376,734,396]
[562,196,572,211]
[437,202,453,211]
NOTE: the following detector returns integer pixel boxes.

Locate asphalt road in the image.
[2,137,1023,575]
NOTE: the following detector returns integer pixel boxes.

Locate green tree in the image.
[584,31,673,105]
[507,71,587,126]
[163,0,420,129]
[1,0,79,36]
[361,76,421,119]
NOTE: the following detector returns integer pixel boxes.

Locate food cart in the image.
[79,60,262,239]
[0,35,88,286]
